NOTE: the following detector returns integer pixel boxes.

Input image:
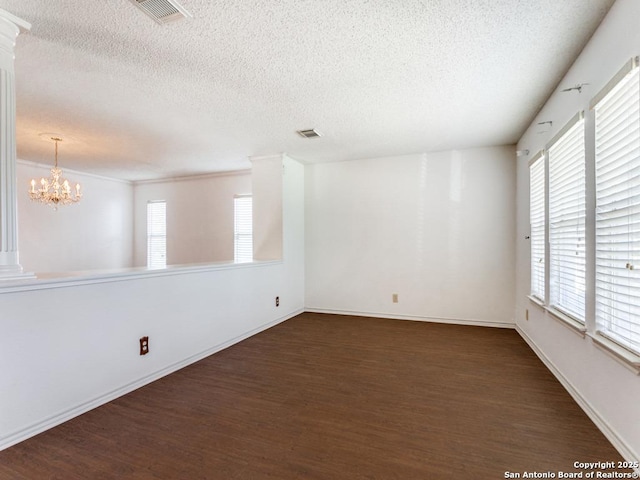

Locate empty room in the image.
[0,0,638,478]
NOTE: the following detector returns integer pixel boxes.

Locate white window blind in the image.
[529,154,546,301]
[147,200,166,269]
[547,114,586,321]
[234,195,253,263]
[594,61,640,354]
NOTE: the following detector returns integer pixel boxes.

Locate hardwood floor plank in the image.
[0,313,627,479]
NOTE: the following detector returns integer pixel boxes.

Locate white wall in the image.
[17,161,134,273]
[133,171,251,266]
[0,155,304,450]
[251,155,283,261]
[515,0,640,462]
[305,147,516,327]
[18,161,251,273]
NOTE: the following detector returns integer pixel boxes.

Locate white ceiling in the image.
[2,0,615,181]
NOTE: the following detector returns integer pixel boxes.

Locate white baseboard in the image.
[0,308,303,452]
[516,326,639,466]
[304,307,515,329]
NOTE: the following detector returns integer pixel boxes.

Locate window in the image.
[593,59,640,354]
[547,114,586,321]
[234,195,252,263]
[147,200,166,269]
[529,153,546,301]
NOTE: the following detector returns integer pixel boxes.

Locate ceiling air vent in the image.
[297,129,322,138]
[129,0,192,24]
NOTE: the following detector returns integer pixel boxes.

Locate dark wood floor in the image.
[0,313,625,479]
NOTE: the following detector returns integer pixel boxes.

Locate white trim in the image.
[133,168,251,185]
[17,159,133,185]
[527,295,545,309]
[546,307,587,338]
[249,153,284,163]
[516,326,640,465]
[590,56,639,110]
[281,152,310,165]
[545,111,584,152]
[589,332,640,375]
[527,150,544,168]
[0,8,31,32]
[304,308,515,329]
[0,308,303,452]
[19,159,252,186]
[0,260,282,293]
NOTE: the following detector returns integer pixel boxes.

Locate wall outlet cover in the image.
[140,336,149,355]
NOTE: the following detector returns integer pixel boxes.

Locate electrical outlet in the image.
[526,309,529,321]
[275,296,280,307]
[392,293,398,303]
[140,336,149,355]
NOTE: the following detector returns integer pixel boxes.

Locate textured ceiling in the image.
[2,0,615,181]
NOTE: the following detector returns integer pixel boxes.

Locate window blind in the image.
[594,62,640,354]
[547,115,586,321]
[147,200,166,269]
[234,195,253,263]
[529,154,546,301]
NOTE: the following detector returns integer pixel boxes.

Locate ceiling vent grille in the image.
[297,129,322,138]
[130,0,191,24]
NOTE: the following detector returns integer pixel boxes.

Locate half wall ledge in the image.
[0,259,282,293]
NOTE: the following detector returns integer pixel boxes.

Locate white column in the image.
[0,9,32,281]
[250,154,283,261]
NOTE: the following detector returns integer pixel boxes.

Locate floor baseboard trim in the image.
[0,308,303,452]
[516,326,639,465]
[304,308,515,329]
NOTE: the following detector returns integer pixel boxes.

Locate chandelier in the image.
[28,137,82,208]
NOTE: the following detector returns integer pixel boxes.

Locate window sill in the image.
[527,295,545,309]
[527,297,586,339]
[589,332,640,375]
[546,307,587,338]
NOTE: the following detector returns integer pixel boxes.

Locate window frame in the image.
[234,194,253,264]
[592,57,640,357]
[147,200,167,269]
[529,151,546,303]
[546,112,587,323]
